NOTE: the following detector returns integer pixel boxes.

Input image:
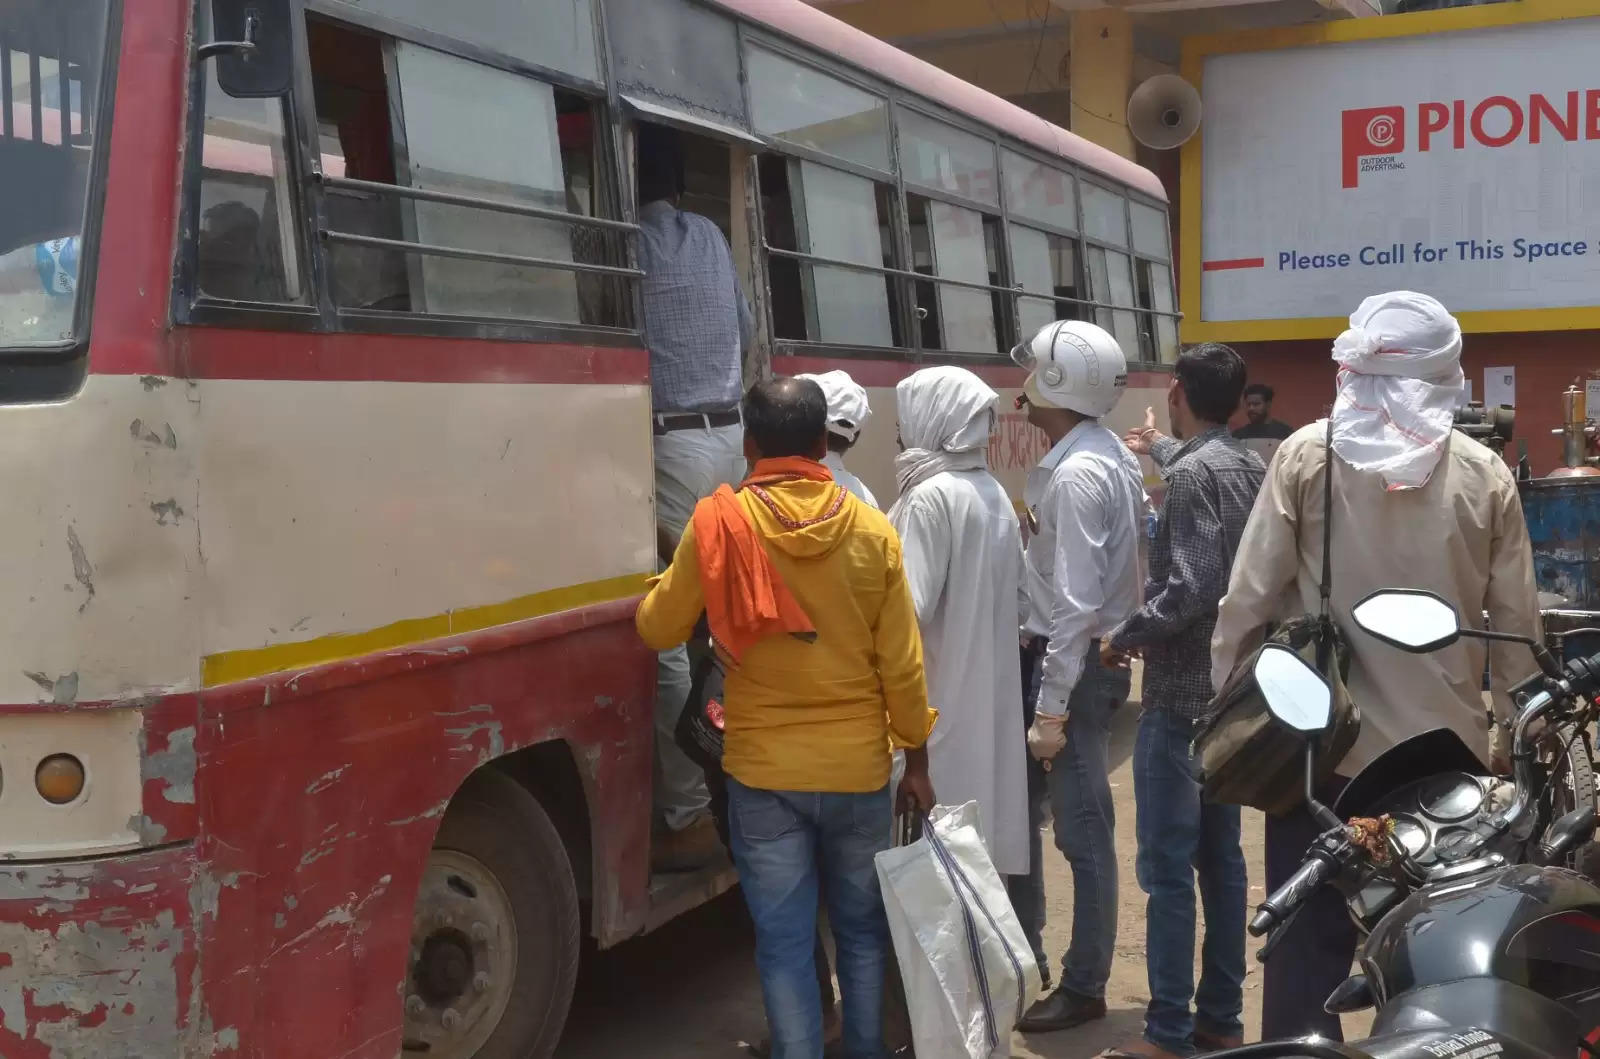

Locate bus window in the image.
[192,2,304,305]
[760,155,902,349]
[300,19,630,330]
[1011,226,1087,338]
[897,110,999,207]
[0,0,109,346]
[1002,150,1077,233]
[1079,181,1142,359]
[1085,242,1139,363]
[746,46,890,173]
[1001,150,1089,342]
[906,194,1004,356]
[393,42,582,323]
[307,18,410,312]
[328,0,599,84]
[1130,200,1177,363]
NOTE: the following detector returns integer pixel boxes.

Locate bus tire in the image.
[404,767,580,1059]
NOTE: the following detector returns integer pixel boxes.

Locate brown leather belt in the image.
[653,410,741,436]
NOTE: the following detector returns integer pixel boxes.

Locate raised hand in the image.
[1122,406,1162,456]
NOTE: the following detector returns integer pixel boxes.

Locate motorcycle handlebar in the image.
[1252,648,1600,952]
[1249,846,1340,938]
[1564,650,1600,700]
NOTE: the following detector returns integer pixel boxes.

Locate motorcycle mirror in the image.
[1253,644,1333,733]
[1324,973,1375,1014]
[1351,589,1461,654]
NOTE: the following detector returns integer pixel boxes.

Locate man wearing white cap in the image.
[1212,290,1540,1042]
[1012,321,1150,1034]
[888,366,1029,882]
[797,370,879,509]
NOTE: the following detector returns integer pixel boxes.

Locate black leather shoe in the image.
[1016,987,1107,1033]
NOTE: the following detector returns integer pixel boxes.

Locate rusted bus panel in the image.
[0,845,199,1057]
[192,600,652,1056]
[140,693,203,847]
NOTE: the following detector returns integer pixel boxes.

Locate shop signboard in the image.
[1180,7,1600,342]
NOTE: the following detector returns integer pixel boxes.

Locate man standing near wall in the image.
[1232,383,1294,467]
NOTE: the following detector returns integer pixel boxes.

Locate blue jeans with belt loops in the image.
[1134,706,1247,1055]
[727,777,893,1059]
[1011,643,1128,1000]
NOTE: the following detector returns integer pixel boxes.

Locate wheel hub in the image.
[402,850,519,1056]
[416,931,475,1005]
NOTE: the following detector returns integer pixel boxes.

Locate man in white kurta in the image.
[888,366,1029,877]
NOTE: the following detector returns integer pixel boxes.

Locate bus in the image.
[0,0,1177,1055]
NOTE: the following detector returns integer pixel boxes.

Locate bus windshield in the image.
[0,0,111,348]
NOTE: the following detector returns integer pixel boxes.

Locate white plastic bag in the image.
[875,801,1041,1059]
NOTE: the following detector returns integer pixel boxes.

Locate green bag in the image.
[1195,420,1361,817]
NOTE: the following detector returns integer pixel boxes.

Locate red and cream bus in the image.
[0,0,1176,1055]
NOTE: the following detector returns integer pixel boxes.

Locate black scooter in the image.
[1213,588,1600,1059]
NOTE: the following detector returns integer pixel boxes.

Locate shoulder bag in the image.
[1193,419,1360,817]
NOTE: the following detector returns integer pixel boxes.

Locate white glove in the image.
[1027,711,1067,763]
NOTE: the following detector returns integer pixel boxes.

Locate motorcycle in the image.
[1214,587,1600,1059]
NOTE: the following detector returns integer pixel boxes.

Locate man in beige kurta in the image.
[1210,291,1540,1046]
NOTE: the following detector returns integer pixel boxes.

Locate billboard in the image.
[1180,8,1600,343]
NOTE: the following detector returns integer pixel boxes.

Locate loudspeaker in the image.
[1127,74,1202,151]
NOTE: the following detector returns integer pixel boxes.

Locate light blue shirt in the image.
[637,201,753,413]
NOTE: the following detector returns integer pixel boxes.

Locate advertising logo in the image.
[1341,105,1406,188]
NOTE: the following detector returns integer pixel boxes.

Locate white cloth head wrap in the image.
[795,370,872,443]
[1330,291,1464,491]
[889,367,998,507]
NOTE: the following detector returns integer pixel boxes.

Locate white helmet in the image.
[1011,320,1128,419]
[795,370,871,442]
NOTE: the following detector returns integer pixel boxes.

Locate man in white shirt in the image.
[796,370,879,509]
[1013,321,1149,1034]
[888,367,1029,881]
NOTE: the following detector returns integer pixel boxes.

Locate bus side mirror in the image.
[199,0,293,99]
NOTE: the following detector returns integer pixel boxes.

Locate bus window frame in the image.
[736,35,912,360]
[1,0,122,380]
[895,97,1013,362]
[172,0,645,347]
[736,22,1178,371]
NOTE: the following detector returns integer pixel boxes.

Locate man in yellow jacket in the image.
[637,377,937,1059]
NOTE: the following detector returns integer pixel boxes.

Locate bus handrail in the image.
[316,173,641,234]
[762,244,1184,319]
[319,229,646,279]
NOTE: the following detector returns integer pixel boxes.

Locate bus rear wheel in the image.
[402,768,580,1058]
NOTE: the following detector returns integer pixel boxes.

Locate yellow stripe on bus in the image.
[200,572,651,688]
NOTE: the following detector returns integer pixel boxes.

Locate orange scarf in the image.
[692,458,836,665]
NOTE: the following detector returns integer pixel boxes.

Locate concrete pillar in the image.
[1069,9,1137,160]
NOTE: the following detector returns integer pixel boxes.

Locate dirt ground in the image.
[558,671,1371,1057]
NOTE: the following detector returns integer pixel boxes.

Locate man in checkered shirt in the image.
[1103,343,1264,1059]
[634,125,755,873]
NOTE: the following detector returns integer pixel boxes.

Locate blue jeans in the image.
[728,777,892,1059]
[1134,708,1247,1055]
[1031,647,1128,999]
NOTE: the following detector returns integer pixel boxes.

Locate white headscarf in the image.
[1330,291,1464,491]
[889,367,998,506]
[795,370,872,443]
